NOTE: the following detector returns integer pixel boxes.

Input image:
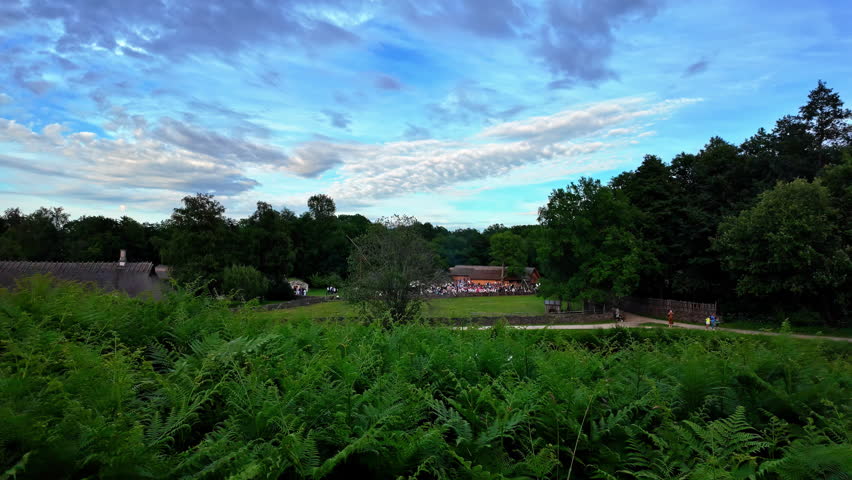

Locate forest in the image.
[1,81,850,324]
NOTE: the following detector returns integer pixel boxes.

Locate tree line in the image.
[0,194,539,300]
[538,81,851,325]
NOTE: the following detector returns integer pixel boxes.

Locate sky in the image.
[1,0,851,229]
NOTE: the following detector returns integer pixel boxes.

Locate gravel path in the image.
[497,312,852,343]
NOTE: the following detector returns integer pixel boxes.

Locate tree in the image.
[0,207,68,261]
[307,194,336,219]
[295,195,350,279]
[238,202,296,299]
[431,228,488,268]
[537,178,655,304]
[160,194,235,289]
[818,150,852,237]
[611,155,683,297]
[715,179,851,323]
[344,215,444,324]
[0,209,25,260]
[117,216,161,263]
[63,216,122,261]
[489,231,526,279]
[798,80,852,160]
[223,264,270,300]
[483,223,508,237]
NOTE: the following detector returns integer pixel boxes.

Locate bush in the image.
[308,272,343,291]
[785,308,824,326]
[266,272,295,300]
[222,264,269,300]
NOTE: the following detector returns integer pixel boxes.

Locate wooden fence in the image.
[623,296,718,323]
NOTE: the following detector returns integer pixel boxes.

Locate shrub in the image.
[308,272,344,291]
[222,264,270,300]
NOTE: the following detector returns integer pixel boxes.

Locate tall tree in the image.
[538,178,655,304]
[0,209,25,260]
[117,216,160,263]
[715,179,851,324]
[238,202,297,299]
[666,138,757,300]
[160,194,235,289]
[295,195,348,279]
[307,194,336,219]
[611,155,682,297]
[798,80,852,166]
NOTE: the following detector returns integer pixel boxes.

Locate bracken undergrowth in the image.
[1,275,849,479]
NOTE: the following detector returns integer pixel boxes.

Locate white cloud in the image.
[290,96,700,202]
[327,140,606,200]
[0,119,260,199]
[0,93,12,105]
[479,97,701,142]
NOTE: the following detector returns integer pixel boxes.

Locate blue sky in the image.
[1,0,851,228]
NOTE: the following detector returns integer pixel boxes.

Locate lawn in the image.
[635,315,852,338]
[252,295,553,321]
[423,295,546,317]
[719,320,852,337]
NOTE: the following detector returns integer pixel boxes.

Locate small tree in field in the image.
[345,215,444,324]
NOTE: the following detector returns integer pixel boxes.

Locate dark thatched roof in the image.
[0,261,154,274]
[0,261,165,297]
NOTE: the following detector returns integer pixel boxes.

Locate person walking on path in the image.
[705,316,711,330]
[667,309,674,327]
[710,314,718,330]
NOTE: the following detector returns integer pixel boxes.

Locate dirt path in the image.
[502,312,852,343]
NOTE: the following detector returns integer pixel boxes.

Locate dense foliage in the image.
[538,177,655,304]
[345,216,445,324]
[542,82,851,324]
[1,277,849,479]
[223,264,271,301]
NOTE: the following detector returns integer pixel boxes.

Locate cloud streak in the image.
[480,97,701,142]
[683,58,709,77]
[290,96,700,201]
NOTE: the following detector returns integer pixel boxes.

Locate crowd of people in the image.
[424,280,538,296]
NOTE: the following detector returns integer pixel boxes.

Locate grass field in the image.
[719,320,852,337]
[252,295,559,322]
[639,315,852,338]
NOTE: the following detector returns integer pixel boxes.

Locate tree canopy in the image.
[344,216,444,324]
